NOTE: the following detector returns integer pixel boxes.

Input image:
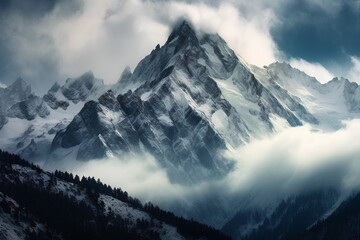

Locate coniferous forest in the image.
[0,150,231,240]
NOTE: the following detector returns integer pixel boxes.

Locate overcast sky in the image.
[1,0,360,93]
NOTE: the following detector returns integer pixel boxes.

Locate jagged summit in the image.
[167,20,197,43]
[48,81,61,93]
[118,66,132,82]
[8,77,29,89]
[64,71,95,85]
[61,71,105,103]
[0,77,32,111]
[6,77,31,95]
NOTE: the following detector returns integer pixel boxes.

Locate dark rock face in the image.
[43,83,70,110]
[0,78,32,111]
[43,93,70,110]
[61,71,105,103]
[0,106,8,130]
[52,90,140,160]
[7,95,50,120]
[343,79,360,112]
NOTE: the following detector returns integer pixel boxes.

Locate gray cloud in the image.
[0,0,281,93]
[1,0,359,91]
[0,0,82,93]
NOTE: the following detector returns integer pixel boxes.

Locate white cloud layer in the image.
[223,120,360,205]
[289,58,334,83]
[41,119,360,226]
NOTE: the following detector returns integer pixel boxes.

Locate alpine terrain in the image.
[1,20,360,239]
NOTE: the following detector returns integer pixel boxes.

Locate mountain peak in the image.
[61,71,105,103]
[8,77,29,89]
[167,20,196,43]
[118,66,132,82]
[48,82,61,93]
[6,77,31,95]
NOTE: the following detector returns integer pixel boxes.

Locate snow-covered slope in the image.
[264,62,360,129]
[0,72,107,161]
[0,191,58,240]
[61,71,105,103]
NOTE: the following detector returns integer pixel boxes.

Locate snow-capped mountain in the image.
[263,62,360,129]
[1,20,360,240]
[1,21,360,182]
[48,21,318,182]
[0,71,107,160]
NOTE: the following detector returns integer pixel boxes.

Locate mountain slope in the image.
[0,78,31,112]
[0,72,107,161]
[0,19,360,240]
[262,62,360,129]
[302,191,360,240]
[0,150,230,240]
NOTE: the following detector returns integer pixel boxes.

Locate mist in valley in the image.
[37,119,360,227]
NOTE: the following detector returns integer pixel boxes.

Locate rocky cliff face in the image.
[0,78,32,111]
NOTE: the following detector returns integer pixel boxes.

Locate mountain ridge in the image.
[1,20,360,239]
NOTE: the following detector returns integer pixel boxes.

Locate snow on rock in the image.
[0,191,50,240]
[0,78,31,111]
[7,95,50,121]
[61,71,105,103]
[99,194,186,240]
[266,62,360,129]
[99,194,150,223]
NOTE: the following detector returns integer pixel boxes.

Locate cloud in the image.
[223,120,360,206]
[0,0,281,93]
[271,0,360,78]
[151,1,279,66]
[348,56,360,83]
[0,82,6,88]
[45,0,281,82]
[41,151,196,203]
[1,0,359,93]
[40,119,360,227]
[289,58,334,83]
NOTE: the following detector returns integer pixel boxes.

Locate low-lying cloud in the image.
[41,119,360,226]
[223,120,360,206]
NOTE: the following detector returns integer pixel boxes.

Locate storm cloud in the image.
[1,0,360,93]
